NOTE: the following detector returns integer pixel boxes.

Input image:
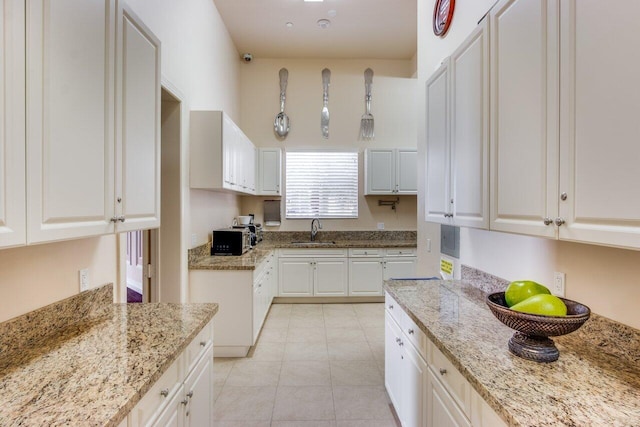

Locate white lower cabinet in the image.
[349,248,417,296]
[385,293,506,427]
[189,252,276,357]
[427,369,470,427]
[278,249,349,297]
[128,319,214,427]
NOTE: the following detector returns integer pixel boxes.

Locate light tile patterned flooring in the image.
[213,303,400,427]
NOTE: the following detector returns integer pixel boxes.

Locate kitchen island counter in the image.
[385,279,640,427]
[0,284,218,427]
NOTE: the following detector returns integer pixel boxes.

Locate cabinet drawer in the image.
[402,313,428,360]
[428,342,471,417]
[349,248,383,257]
[385,248,417,257]
[279,248,348,257]
[129,352,183,426]
[384,292,406,327]
[185,319,213,373]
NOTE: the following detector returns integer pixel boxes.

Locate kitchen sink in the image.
[290,241,336,246]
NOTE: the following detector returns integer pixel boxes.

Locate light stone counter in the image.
[385,279,640,427]
[0,284,218,427]
[189,230,417,271]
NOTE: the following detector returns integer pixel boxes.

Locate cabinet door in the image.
[384,311,403,419]
[151,385,185,427]
[26,0,116,243]
[258,148,282,195]
[402,340,429,427]
[222,114,234,186]
[558,0,640,249]
[115,3,161,232]
[278,258,314,296]
[314,258,348,296]
[384,258,417,281]
[489,0,560,238]
[397,149,418,194]
[184,346,213,427]
[0,0,25,248]
[425,61,451,224]
[348,258,384,296]
[450,20,489,229]
[427,370,470,427]
[365,149,395,194]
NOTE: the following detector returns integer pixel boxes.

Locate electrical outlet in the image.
[191,233,198,247]
[377,222,384,230]
[427,238,432,252]
[79,268,89,292]
[553,271,565,297]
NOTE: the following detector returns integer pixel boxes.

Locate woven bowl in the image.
[486,292,590,337]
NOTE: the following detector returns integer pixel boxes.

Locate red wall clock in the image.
[433,0,455,37]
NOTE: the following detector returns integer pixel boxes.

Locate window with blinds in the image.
[285,150,358,219]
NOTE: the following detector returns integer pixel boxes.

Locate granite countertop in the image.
[384,279,640,427]
[0,285,218,427]
[189,230,417,271]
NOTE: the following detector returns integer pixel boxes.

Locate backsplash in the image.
[0,284,113,357]
[461,265,510,294]
[263,230,417,242]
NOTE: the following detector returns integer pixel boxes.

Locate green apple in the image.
[510,294,567,317]
[505,280,551,307]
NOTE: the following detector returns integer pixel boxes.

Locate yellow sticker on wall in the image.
[440,258,453,276]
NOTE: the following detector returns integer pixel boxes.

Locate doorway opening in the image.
[121,84,183,303]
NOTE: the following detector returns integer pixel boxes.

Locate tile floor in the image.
[212,303,400,427]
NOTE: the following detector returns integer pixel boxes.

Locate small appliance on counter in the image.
[231,223,263,247]
[212,227,251,256]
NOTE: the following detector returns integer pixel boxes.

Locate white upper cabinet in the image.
[489,0,560,238]
[425,18,489,229]
[115,3,161,232]
[365,149,417,195]
[450,19,489,229]
[26,0,116,243]
[190,111,256,195]
[425,61,450,222]
[0,0,26,248]
[558,0,640,249]
[257,148,282,196]
[24,0,160,245]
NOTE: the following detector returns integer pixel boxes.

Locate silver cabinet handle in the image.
[110,217,118,223]
[555,217,566,226]
[439,368,447,375]
[388,304,394,309]
[200,341,207,347]
[160,388,169,397]
[118,216,125,222]
[395,337,401,343]
[187,391,194,398]
[560,192,568,201]
[543,217,553,225]
[408,329,414,335]
[181,398,189,405]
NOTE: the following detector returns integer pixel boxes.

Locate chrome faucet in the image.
[310,218,322,241]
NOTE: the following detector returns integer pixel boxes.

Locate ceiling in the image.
[212,0,417,60]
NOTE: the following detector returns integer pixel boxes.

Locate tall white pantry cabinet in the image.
[0,0,160,249]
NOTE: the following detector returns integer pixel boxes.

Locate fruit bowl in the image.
[486,292,590,362]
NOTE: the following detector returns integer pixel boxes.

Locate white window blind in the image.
[286,150,358,219]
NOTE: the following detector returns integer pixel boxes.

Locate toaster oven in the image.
[211,228,250,256]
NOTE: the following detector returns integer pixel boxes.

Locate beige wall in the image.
[0,237,116,323]
[238,58,418,231]
[417,0,640,329]
[0,0,243,321]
